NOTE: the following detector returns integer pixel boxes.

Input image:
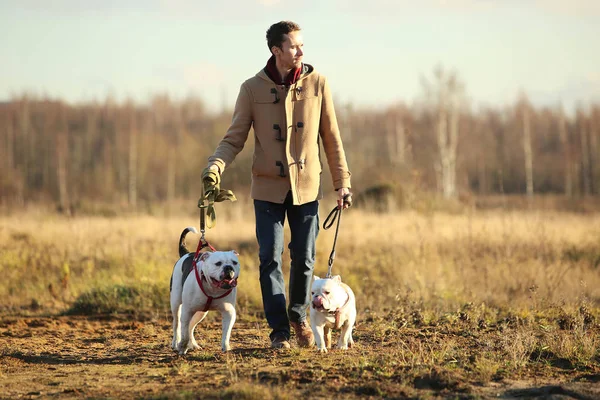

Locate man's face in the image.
[274,30,304,70]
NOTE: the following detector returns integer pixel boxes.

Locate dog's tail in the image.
[179,226,198,257]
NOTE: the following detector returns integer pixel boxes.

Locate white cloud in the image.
[533,0,600,17]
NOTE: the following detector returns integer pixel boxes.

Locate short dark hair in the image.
[266,21,301,53]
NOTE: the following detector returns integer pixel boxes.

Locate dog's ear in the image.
[199,252,211,262]
[332,275,342,283]
[232,250,239,256]
[313,275,320,281]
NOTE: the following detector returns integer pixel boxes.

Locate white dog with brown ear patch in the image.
[170,227,240,354]
[310,275,356,353]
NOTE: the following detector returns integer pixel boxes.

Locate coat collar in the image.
[256,63,314,85]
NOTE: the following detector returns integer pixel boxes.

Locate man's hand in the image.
[198,164,234,228]
[203,164,220,178]
[337,188,352,209]
[202,165,220,188]
[200,165,221,207]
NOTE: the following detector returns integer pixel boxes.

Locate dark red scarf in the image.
[264,55,302,86]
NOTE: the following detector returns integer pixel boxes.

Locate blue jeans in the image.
[254,191,319,340]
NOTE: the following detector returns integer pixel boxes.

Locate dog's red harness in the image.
[194,267,234,312]
[192,237,236,312]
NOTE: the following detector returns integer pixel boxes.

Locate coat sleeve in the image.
[319,76,352,190]
[208,83,253,173]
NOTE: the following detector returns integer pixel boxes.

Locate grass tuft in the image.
[66,283,168,316]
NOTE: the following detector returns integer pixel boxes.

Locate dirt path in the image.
[1,315,599,399]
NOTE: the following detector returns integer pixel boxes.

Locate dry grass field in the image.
[1,201,599,399]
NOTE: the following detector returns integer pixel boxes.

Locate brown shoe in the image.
[270,333,291,349]
[291,320,315,348]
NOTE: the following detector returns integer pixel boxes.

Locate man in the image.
[203,21,351,349]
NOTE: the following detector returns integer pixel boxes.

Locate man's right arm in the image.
[207,83,253,174]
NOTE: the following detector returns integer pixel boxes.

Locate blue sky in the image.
[2,0,599,112]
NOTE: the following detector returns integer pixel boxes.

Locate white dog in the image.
[170,227,240,354]
[310,275,357,353]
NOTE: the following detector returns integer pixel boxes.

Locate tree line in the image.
[1,67,599,212]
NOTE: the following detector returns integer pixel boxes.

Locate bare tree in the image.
[0,106,19,204]
[127,104,138,208]
[15,97,32,198]
[469,115,491,195]
[100,101,116,199]
[517,95,534,199]
[558,105,573,197]
[3,85,600,209]
[2,107,14,172]
[55,103,70,214]
[386,104,409,165]
[421,65,464,198]
[577,107,592,195]
[589,106,598,194]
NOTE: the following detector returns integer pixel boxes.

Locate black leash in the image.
[322,193,352,278]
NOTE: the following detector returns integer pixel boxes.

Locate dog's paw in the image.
[190,341,201,350]
[338,344,349,350]
[222,343,231,352]
[317,347,328,354]
[177,343,189,355]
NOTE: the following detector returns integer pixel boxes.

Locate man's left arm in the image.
[318,76,352,208]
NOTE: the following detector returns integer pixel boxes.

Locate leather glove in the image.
[201,167,220,197]
[198,166,236,228]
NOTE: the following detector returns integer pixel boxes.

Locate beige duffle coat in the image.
[208,64,351,205]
